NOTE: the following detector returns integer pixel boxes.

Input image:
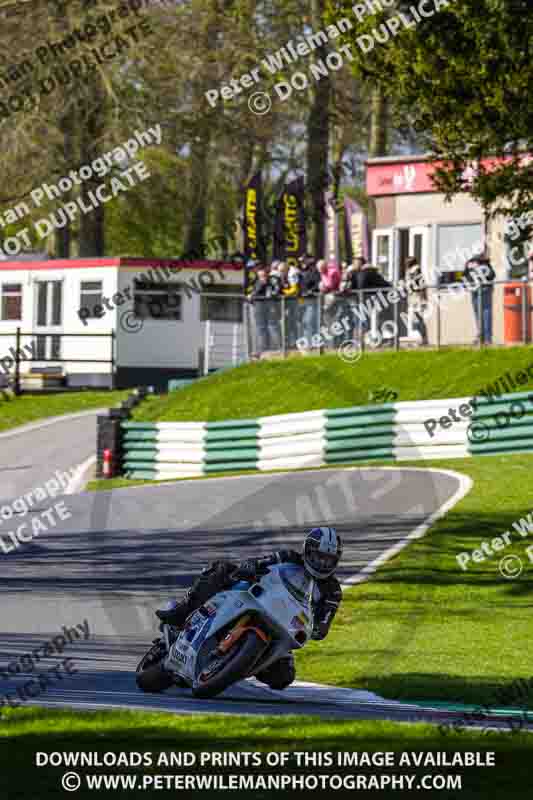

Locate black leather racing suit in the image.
[157,550,342,690]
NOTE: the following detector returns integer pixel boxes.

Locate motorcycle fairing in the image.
[164,564,315,687]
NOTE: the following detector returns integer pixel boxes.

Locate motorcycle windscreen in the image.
[277,564,313,609]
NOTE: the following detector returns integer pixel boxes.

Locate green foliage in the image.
[105,150,189,257]
[328,0,533,218]
[0,0,383,259]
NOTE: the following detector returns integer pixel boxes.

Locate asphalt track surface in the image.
[0,412,524,730]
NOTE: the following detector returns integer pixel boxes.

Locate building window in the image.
[1,283,22,321]
[200,285,243,323]
[373,231,394,283]
[51,281,62,326]
[134,280,182,320]
[437,223,484,275]
[80,281,103,317]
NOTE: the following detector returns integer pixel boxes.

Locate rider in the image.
[156,527,343,691]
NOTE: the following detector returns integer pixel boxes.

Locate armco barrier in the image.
[120,391,533,480]
[469,390,533,455]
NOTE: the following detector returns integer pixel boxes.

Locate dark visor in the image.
[309,551,338,571]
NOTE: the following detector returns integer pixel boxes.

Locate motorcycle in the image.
[136,563,315,699]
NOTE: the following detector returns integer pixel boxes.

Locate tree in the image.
[0,0,389,262]
[328,0,533,219]
[367,86,388,158]
[0,0,171,256]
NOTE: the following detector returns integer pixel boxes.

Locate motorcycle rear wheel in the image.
[192,630,266,699]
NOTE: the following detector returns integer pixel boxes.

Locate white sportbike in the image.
[136,563,314,698]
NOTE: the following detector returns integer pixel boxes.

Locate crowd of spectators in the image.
[247,255,395,355]
[246,251,501,355]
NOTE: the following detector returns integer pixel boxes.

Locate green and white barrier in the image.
[468,390,533,456]
[121,390,533,480]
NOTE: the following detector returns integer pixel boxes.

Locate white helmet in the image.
[303,526,342,579]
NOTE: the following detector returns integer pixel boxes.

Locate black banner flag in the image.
[273,177,306,268]
[243,172,264,290]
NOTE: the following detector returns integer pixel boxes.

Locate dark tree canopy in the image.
[329,0,533,218]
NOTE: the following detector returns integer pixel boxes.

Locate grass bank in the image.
[132,347,533,422]
[0,390,129,433]
[293,453,533,712]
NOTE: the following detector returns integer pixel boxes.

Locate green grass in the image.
[132,346,533,422]
[0,707,530,799]
[0,390,129,432]
[293,453,533,712]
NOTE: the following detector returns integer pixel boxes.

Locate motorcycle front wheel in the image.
[192,630,267,699]
[136,641,174,693]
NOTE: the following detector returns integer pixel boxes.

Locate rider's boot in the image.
[255,654,296,690]
[156,597,191,629]
[156,561,238,629]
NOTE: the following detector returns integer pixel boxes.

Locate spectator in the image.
[298,257,321,348]
[267,261,284,348]
[341,257,365,341]
[245,258,259,296]
[279,262,300,349]
[341,258,365,292]
[250,266,281,355]
[287,261,302,348]
[527,252,533,281]
[353,262,392,344]
[464,254,495,344]
[355,262,391,294]
[335,262,354,346]
[318,260,341,293]
[319,260,341,346]
[404,256,428,345]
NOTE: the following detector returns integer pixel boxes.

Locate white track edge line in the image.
[0,408,108,440]
[341,468,473,588]
[64,456,97,495]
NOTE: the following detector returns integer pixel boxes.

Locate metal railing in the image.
[201,278,533,365]
[0,328,115,394]
[203,319,248,374]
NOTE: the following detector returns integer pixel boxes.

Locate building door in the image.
[408,226,429,278]
[405,226,430,341]
[373,229,394,282]
[34,280,63,362]
[393,229,410,337]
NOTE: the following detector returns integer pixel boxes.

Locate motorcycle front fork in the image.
[162,624,174,653]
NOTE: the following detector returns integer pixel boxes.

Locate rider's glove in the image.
[232,559,259,581]
[232,559,271,581]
